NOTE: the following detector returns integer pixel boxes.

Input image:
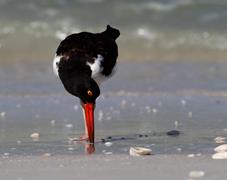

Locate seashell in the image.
[214,144,227,152]
[30,132,40,139]
[105,142,113,147]
[42,153,51,157]
[214,136,226,144]
[212,152,227,159]
[65,124,73,128]
[187,154,195,158]
[129,147,152,156]
[188,171,205,178]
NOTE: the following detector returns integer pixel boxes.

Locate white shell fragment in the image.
[104,152,113,155]
[214,137,226,144]
[214,144,227,152]
[30,133,40,141]
[42,153,52,157]
[104,142,113,147]
[129,147,152,156]
[187,154,195,158]
[188,170,205,178]
[212,152,227,159]
[65,124,73,128]
[68,147,75,151]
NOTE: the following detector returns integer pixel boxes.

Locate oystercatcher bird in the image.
[53,25,120,143]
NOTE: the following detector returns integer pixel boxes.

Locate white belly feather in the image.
[53,54,107,84]
[87,54,107,85]
[53,54,62,77]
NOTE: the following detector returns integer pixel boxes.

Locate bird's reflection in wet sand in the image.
[85,143,95,154]
[69,138,95,154]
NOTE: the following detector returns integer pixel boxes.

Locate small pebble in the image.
[3,153,9,156]
[212,152,227,159]
[166,130,180,136]
[176,148,182,152]
[174,121,179,129]
[152,108,158,114]
[50,120,56,126]
[16,140,22,144]
[145,106,151,113]
[68,147,75,151]
[181,100,186,106]
[105,142,113,147]
[188,170,205,178]
[214,144,227,152]
[138,134,143,138]
[121,99,127,107]
[129,147,152,156]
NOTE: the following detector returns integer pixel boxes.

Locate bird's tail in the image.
[102,25,120,40]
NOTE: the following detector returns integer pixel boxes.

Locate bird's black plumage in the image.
[55,25,120,103]
[56,25,120,76]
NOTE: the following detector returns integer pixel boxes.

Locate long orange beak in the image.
[84,103,95,143]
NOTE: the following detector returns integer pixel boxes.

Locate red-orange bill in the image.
[84,103,95,143]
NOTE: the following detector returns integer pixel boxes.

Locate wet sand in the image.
[1,62,227,179]
[0,154,226,180]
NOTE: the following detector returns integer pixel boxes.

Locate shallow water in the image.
[0,62,227,156]
[1,0,227,61]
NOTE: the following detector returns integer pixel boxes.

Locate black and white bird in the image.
[53,25,120,143]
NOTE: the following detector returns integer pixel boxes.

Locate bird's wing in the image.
[55,31,119,79]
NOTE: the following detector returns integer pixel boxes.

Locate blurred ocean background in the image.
[1,0,227,62]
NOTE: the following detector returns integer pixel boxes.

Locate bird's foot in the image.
[68,135,88,142]
[79,135,89,141]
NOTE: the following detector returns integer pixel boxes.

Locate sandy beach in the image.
[0,154,227,180]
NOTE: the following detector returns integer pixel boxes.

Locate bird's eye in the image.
[56,62,59,67]
[87,90,93,97]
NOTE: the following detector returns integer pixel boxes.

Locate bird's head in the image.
[77,78,100,144]
[59,74,100,143]
[102,25,120,40]
[76,78,100,105]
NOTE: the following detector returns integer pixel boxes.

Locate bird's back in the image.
[55,26,120,79]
